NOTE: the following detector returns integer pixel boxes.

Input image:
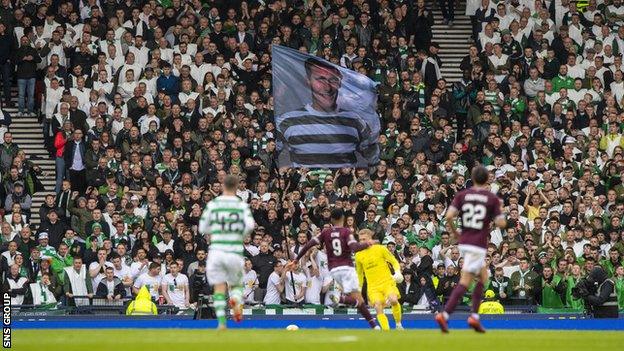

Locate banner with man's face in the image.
[272,45,380,169]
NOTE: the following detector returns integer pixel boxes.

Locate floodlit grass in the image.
[12,329,623,351]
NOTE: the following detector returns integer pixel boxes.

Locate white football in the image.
[393,272,404,284]
[286,324,299,331]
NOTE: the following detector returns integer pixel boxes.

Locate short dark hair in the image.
[223,175,239,191]
[330,208,344,221]
[471,166,489,185]
[304,57,341,78]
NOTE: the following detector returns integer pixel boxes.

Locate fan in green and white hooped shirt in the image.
[37,232,57,259]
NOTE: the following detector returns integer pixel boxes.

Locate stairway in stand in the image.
[4,88,55,228]
[431,0,473,82]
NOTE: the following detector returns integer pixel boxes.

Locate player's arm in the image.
[293,236,321,262]
[381,246,404,284]
[381,246,401,273]
[445,205,460,239]
[242,205,256,235]
[347,234,371,253]
[355,254,365,289]
[198,204,211,236]
[493,198,507,229]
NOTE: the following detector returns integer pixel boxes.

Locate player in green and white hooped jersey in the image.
[199,175,255,330]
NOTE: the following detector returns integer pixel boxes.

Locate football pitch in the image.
[12,329,623,351]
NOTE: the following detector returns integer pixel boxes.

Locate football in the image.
[286,324,300,331]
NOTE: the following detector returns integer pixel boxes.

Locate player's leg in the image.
[467,266,488,333]
[387,291,403,330]
[351,291,378,329]
[227,253,245,323]
[207,251,228,329]
[435,270,474,332]
[369,290,389,330]
[386,283,403,329]
[212,282,228,329]
[335,268,377,329]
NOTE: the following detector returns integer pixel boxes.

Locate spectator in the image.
[264,261,286,305]
[398,269,419,305]
[64,129,87,194]
[96,266,126,301]
[63,257,93,306]
[0,22,14,107]
[15,35,40,117]
[508,258,540,304]
[133,261,161,300]
[3,264,28,305]
[161,261,190,309]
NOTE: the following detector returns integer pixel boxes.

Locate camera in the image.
[571,277,596,299]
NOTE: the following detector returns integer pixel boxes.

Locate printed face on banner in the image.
[273,45,380,169]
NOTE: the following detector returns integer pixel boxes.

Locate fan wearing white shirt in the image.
[174,42,193,66]
[190,53,211,86]
[45,78,64,120]
[128,36,150,67]
[130,248,150,279]
[161,262,190,308]
[178,80,199,106]
[116,52,142,86]
[155,229,175,253]
[139,67,158,97]
[263,261,286,305]
[69,76,91,107]
[93,70,114,99]
[568,79,588,105]
[242,258,259,304]
[117,69,138,101]
[566,56,585,79]
[111,254,133,296]
[133,262,162,299]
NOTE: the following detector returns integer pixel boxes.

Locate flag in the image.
[272,45,380,169]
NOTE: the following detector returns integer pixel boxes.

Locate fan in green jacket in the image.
[551,66,575,92]
[539,267,566,308]
[50,245,74,286]
[601,248,623,277]
[615,267,624,310]
[565,264,585,311]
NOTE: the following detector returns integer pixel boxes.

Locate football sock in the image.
[213,292,227,327]
[230,286,243,306]
[444,283,467,316]
[357,303,377,328]
[340,295,357,305]
[471,282,484,314]
[391,303,402,326]
[377,313,390,331]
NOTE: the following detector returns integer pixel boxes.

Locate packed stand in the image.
[0,0,623,314]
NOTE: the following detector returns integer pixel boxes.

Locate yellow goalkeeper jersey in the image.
[354,244,401,290]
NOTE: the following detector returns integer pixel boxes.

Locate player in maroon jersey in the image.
[288,209,378,329]
[435,166,507,333]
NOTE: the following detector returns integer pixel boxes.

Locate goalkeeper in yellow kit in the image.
[355,229,404,330]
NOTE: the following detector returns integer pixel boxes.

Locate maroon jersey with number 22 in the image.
[312,227,356,270]
[449,187,502,249]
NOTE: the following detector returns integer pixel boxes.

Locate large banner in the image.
[272,45,380,169]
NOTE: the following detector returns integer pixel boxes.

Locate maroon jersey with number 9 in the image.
[312,227,356,270]
[449,188,502,249]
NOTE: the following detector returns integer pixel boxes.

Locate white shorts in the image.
[330,266,360,294]
[459,244,487,275]
[207,250,245,286]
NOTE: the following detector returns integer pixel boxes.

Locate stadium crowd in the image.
[1,0,624,314]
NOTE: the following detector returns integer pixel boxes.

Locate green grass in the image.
[11,329,622,351]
